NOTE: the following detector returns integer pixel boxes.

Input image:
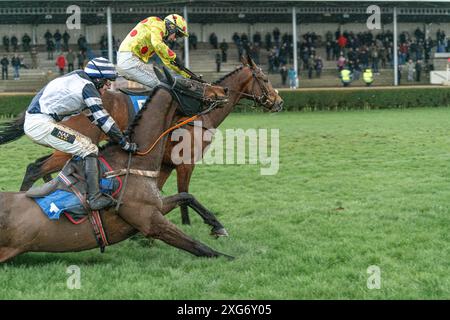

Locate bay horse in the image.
[0,54,283,229]
[0,75,231,263]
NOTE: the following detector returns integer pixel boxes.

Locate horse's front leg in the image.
[162,193,228,237]
[119,203,232,259]
[176,163,195,225]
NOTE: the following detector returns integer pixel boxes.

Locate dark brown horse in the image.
[0,76,230,263]
[0,55,283,228]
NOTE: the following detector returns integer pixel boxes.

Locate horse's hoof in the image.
[211,228,229,238]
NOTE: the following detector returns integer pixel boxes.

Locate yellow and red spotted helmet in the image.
[164,14,189,37]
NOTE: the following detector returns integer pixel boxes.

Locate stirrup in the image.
[87,193,117,211]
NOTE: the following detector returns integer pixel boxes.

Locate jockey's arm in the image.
[150,26,190,78]
[82,83,124,143]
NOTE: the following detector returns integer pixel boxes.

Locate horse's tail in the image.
[0,111,26,145]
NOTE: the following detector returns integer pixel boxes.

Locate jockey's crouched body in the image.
[23,57,138,211]
[117,14,191,88]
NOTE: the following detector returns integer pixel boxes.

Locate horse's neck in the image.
[125,90,177,171]
[203,70,251,128]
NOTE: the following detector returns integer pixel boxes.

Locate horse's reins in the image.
[111,86,222,211]
[226,67,275,110]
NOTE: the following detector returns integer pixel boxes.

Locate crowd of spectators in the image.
[1,30,93,78]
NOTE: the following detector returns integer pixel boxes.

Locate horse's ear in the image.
[154,66,165,82]
[247,52,257,69]
[162,66,174,85]
[240,54,249,66]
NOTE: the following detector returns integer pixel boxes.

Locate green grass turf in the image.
[0,108,449,299]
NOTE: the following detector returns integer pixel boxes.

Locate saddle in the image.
[27,157,121,212]
[27,157,122,252]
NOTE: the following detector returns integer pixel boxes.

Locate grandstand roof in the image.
[0,1,449,24]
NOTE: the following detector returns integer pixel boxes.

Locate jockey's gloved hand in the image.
[119,137,138,154]
[106,124,138,154]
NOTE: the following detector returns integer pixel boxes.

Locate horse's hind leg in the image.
[20,158,50,191]
[20,152,70,191]
[121,204,233,259]
[0,247,22,263]
[162,193,228,237]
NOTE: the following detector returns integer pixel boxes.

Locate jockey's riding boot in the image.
[85,155,114,211]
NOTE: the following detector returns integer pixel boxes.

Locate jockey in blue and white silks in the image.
[24,57,138,211]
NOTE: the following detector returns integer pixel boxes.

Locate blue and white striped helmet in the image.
[84,57,118,80]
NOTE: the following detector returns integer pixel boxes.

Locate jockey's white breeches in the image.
[116,51,160,89]
[24,112,98,159]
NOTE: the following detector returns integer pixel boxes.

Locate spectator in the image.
[22,33,31,52]
[66,49,75,72]
[280,64,288,86]
[209,32,218,49]
[219,39,228,63]
[406,59,415,81]
[11,54,20,80]
[326,40,332,60]
[315,56,323,78]
[100,34,108,57]
[10,35,18,52]
[56,54,66,75]
[253,32,262,47]
[337,34,347,53]
[232,32,240,46]
[337,54,346,72]
[340,67,352,87]
[307,55,315,79]
[215,52,221,72]
[264,32,272,51]
[273,27,280,46]
[3,35,9,52]
[415,59,422,82]
[30,46,38,69]
[1,55,9,80]
[241,33,249,50]
[54,29,62,53]
[363,68,374,86]
[288,65,297,89]
[46,39,55,60]
[62,30,70,51]
[44,29,52,44]
[353,59,362,80]
[189,32,198,50]
[370,46,379,74]
[77,50,85,69]
[77,34,87,54]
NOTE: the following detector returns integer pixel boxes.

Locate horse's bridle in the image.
[201,82,229,111]
[230,67,277,110]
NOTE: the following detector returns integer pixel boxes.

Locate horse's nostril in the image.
[224,87,229,95]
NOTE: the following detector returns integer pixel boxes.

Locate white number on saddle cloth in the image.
[50,202,60,214]
[137,99,146,110]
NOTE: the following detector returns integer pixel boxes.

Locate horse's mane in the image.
[99,89,156,152]
[124,90,157,138]
[212,66,244,85]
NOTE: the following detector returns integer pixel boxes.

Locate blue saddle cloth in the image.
[34,177,117,220]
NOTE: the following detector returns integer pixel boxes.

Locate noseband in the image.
[230,67,276,110]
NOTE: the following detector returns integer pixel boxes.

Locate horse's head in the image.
[155,66,229,115]
[240,53,283,112]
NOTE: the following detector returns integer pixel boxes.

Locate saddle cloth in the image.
[32,156,122,224]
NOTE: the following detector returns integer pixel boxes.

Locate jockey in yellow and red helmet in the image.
[117,14,190,88]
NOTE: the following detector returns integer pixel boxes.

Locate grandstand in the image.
[0,0,449,91]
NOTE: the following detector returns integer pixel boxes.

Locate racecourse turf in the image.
[0,108,449,299]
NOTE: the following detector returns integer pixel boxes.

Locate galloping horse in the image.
[0,54,283,228]
[0,75,230,263]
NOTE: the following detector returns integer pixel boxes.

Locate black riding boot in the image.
[85,155,114,211]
